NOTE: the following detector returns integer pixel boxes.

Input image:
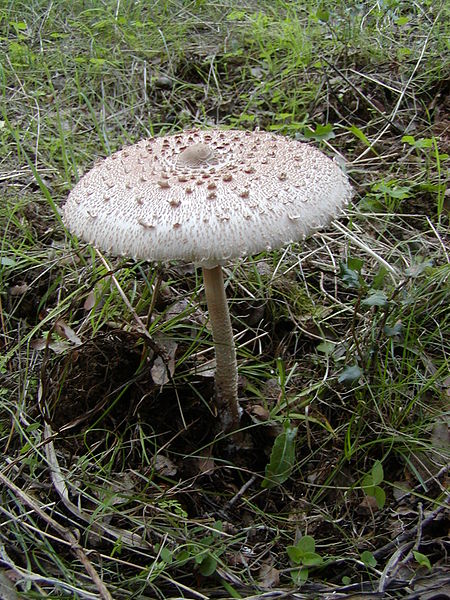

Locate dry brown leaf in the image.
[83,289,97,311]
[249,404,271,421]
[258,561,279,589]
[151,355,170,385]
[8,282,29,296]
[54,319,82,346]
[151,338,177,386]
[31,337,71,354]
[154,455,177,476]
[358,494,380,512]
[197,452,215,475]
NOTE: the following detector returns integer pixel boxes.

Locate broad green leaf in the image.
[302,552,323,566]
[371,461,384,486]
[287,536,320,566]
[287,545,303,564]
[401,135,416,145]
[296,535,316,554]
[198,554,217,577]
[384,322,402,337]
[316,9,330,22]
[347,257,364,272]
[413,551,431,570]
[262,422,298,489]
[373,486,386,509]
[361,550,377,567]
[1,257,16,267]
[338,365,362,384]
[316,341,335,355]
[291,566,309,585]
[362,291,388,307]
[340,263,360,288]
[361,477,375,495]
[303,123,335,141]
[372,267,387,290]
[405,260,433,277]
[159,547,173,564]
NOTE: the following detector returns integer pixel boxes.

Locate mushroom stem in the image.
[202,265,239,431]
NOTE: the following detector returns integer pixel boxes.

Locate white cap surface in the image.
[63,129,352,267]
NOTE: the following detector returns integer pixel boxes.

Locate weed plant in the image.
[0,1,448,598]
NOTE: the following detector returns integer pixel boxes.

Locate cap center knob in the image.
[177,143,216,168]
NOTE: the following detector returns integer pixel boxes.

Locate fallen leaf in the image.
[9,282,29,296]
[31,338,71,354]
[259,561,279,589]
[83,289,97,310]
[151,338,177,385]
[249,405,271,421]
[151,355,170,385]
[154,455,177,476]
[197,450,215,475]
[55,319,82,346]
[358,494,380,512]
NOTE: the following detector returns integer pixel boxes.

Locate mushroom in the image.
[62,129,352,432]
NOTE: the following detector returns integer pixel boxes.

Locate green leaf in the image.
[0,256,16,267]
[384,322,402,337]
[296,535,316,554]
[373,486,386,509]
[371,461,384,486]
[227,10,246,20]
[303,123,335,141]
[361,550,377,567]
[401,135,416,146]
[262,422,298,489]
[413,551,432,570]
[302,552,323,566]
[340,263,361,288]
[287,545,303,564]
[347,257,364,272]
[316,9,330,22]
[338,365,362,384]
[362,290,388,307]
[405,260,433,277]
[349,124,372,147]
[316,341,335,355]
[361,474,375,494]
[287,536,321,566]
[159,547,173,564]
[291,566,309,585]
[403,136,433,149]
[372,267,387,290]
[198,554,217,577]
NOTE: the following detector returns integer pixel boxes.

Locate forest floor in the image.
[0,1,449,598]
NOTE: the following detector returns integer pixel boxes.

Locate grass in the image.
[1,0,449,598]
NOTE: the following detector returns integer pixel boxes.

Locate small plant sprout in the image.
[63,129,352,431]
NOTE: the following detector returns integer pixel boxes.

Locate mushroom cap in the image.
[63,129,352,267]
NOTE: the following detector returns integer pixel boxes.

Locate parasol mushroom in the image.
[62,129,352,432]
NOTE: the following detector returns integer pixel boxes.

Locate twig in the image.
[226,475,257,508]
